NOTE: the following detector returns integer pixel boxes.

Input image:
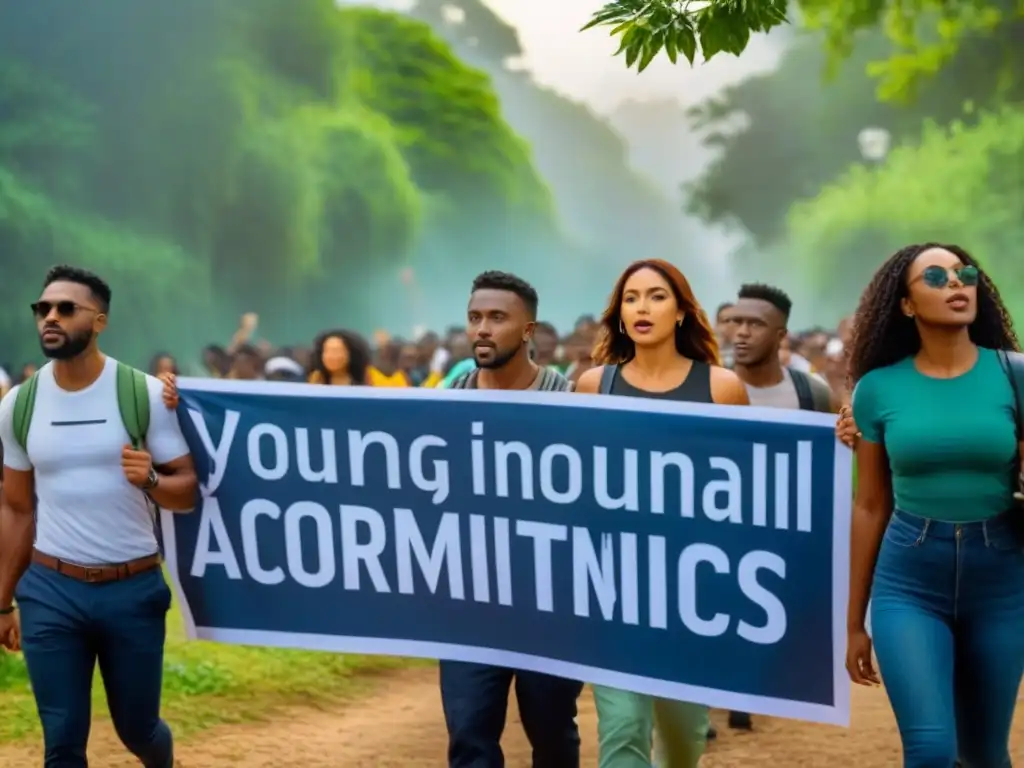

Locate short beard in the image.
[41,330,93,360]
[475,345,520,370]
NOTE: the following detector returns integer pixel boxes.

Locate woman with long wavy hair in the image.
[307,329,371,386]
[844,243,1024,767]
[576,259,749,768]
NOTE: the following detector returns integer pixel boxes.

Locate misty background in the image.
[1,0,1020,368]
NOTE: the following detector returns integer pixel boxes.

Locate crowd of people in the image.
[0,246,1021,768]
[2,295,852,406]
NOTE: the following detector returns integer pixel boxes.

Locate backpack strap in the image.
[12,372,41,454]
[598,364,618,395]
[116,362,151,449]
[789,368,815,412]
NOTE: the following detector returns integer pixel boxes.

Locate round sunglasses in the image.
[915,264,979,289]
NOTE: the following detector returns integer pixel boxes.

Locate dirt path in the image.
[1,666,1022,766]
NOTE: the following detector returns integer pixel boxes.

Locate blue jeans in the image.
[439,660,584,767]
[871,510,1024,768]
[16,562,174,768]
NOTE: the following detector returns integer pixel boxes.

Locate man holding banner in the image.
[441,271,584,768]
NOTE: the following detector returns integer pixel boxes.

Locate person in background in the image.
[308,330,370,386]
[264,356,306,382]
[845,243,1023,768]
[563,330,595,385]
[398,341,424,386]
[576,259,749,768]
[533,321,561,371]
[574,314,599,337]
[440,270,583,768]
[148,353,178,378]
[715,302,736,368]
[780,334,813,373]
[724,282,837,734]
[797,328,830,374]
[714,302,734,340]
[440,332,476,387]
[227,344,263,381]
[731,283,837,414]
[227,312,260,355]
[200,345,230,378]
[413,331,444,387]
[821,336,850,405]
[0,365,10,399]
[368,337,411,387]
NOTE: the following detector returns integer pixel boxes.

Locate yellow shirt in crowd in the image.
[368,367,410,387]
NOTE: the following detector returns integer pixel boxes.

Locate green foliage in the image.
[797,0,1020,99]
[0,651,28,691]
[582,0,789,71]
[0,167,207,365]
[786,107,1024,321]
[0,1,556,365]
[683,25,1024,246]
[588,0,1023,105]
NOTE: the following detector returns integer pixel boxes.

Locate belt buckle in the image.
[83,567,105,583]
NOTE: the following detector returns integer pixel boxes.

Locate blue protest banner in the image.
[162,379,852,725]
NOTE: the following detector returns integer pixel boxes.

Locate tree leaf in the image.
[613,23,639,56]
[637,38,661,72]
[676,22,698,64]
[624,33,646,68]
[664,33,678,64]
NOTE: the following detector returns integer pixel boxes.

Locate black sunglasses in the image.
[30,300,98,319]
[918,264,980,289]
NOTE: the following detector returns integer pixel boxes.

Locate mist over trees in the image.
[0,0,575,365]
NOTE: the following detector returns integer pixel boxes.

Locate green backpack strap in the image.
[12,372,41,454]
[116,362,151,450]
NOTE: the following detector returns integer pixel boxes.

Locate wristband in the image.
[0,605,15,616]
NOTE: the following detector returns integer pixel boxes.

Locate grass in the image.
[0,582,423,744]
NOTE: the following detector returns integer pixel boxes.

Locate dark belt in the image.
[32,549,162,584]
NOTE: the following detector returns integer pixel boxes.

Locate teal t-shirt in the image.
[440,358,476,388]
[852,347,1017,523]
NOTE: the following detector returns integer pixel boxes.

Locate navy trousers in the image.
[440,660,583,768]
[16,562,174,768]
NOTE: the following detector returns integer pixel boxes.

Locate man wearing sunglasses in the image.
[0,265,197,768]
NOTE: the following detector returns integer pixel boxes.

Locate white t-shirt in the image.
[0,357,190,565]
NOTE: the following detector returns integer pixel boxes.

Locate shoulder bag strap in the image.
[998,350,1024,500]
[598,364,618,395]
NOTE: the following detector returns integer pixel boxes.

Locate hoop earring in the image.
[677,318,683,327]
[619,320,625,334]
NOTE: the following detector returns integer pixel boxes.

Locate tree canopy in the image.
[683,21,1024,246]
[786,108,1024,322]
[585,0,1023,98]
[0,0,558,366]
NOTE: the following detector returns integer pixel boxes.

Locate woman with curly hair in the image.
[845,243,1024,767]
[307,329,371,386]
[576,259,749,768]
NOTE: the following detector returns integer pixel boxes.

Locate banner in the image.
[163,379,852,725]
